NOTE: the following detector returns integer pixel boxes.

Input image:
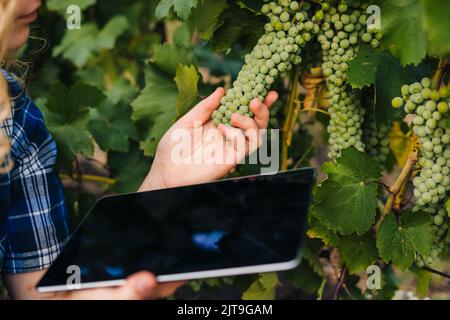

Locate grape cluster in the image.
[392,79,450,266]
[363,113,391,166]
[211,1,319,126]
[316,1,381,159]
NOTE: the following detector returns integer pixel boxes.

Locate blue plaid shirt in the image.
[0,71,71,274]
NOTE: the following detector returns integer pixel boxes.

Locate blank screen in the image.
[38,168,315,289]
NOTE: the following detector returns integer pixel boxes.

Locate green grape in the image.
[211,1,319,126]
[317,1,382,159]
[394,77,450,267]
[363,112,391,166]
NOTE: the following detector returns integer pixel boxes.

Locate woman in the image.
[0,0,278,299]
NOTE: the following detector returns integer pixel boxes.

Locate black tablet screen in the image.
[37,168,315,289]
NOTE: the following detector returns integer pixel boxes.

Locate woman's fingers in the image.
[264,91,279,109]
[231,113,261,153]
[180,87,225,126]
[218,124,248,162]
[250,99,270,129]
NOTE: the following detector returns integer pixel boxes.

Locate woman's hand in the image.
[140,88,278,191]
[5,270,184,300]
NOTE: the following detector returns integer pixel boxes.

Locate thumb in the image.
[119,271,158,300]
[180,87,225,126]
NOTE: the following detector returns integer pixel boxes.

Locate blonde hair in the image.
[0,0,17,173]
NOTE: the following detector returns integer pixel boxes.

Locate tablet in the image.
[36,168,315,293]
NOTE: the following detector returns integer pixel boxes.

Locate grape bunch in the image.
[392,79,450,266]
[211,1,319,126]
[316,1,382,159]
[363,113,391,166]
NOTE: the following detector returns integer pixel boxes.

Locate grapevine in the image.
[211,1,319,126]
[392,78,450,267]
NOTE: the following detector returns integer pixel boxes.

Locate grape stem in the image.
[432,58,448,90]
[299,108,330,116]
[60,173,116,186]
[422,266,450,280]
[332,266,347,300]
[375,134,419,231]
[281,66,301,170]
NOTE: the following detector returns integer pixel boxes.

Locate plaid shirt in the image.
[0,71,71,274]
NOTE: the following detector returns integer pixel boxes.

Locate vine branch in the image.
[332,266,347,300]
[422,266,450,280]
[375,134,419,230]
[281,66,301,170]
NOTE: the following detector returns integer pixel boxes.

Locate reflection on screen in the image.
[38,168,315,288]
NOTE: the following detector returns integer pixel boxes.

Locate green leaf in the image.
[53,24,100,68]
[47,0,96,14]
[301,238,325,277]
[376,265,400,300]
[108,144,152,194]
[242,273,279,300]
[374,0,427,66]
[39,82,106,170]
[338,234,378,274]
[210,5,265,53]
[175,65,200,118]
[311,148,381,235]
[173,24,192,47]
[347,46,424,123]
[190,0,229,40]
[153,43,196,76]
[421,0,450,57]
[53,16,129,67]
[155,0,199,20]
[416,269,431,298]
[89,103,137,153]
[446,117,450,129]
[284,262,324,296]
[89,79,138,152]
[131,65,178,156]
[307,214,339,246]
[97,16,129,49]
[377,210,434,271]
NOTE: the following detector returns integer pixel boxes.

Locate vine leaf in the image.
[389,122,411,166]
[53,16,129,67]
[155,0,199,20]
[97,16,129,49]
[284,262,324,296]
[175,65,200,118]
[347,46,421,124]
[311,148,381,236]
[421,0,450,57]
[242,273,279,300]
[210,4,266,53]
[89,79,138,152]
[131,62,200,156]
[307,215,339,246]
[108,144,152,194]
[131,65,178,157]
[374,0,427,66]
[153,43,197,76]
[416,269,431,298]
[39,82,106,170]
[190,0,229,40]
[338,234,378,274]
[376,210,434,271]
[446,117,450,129]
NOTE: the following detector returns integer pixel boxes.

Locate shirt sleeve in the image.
[2,94,71,274]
